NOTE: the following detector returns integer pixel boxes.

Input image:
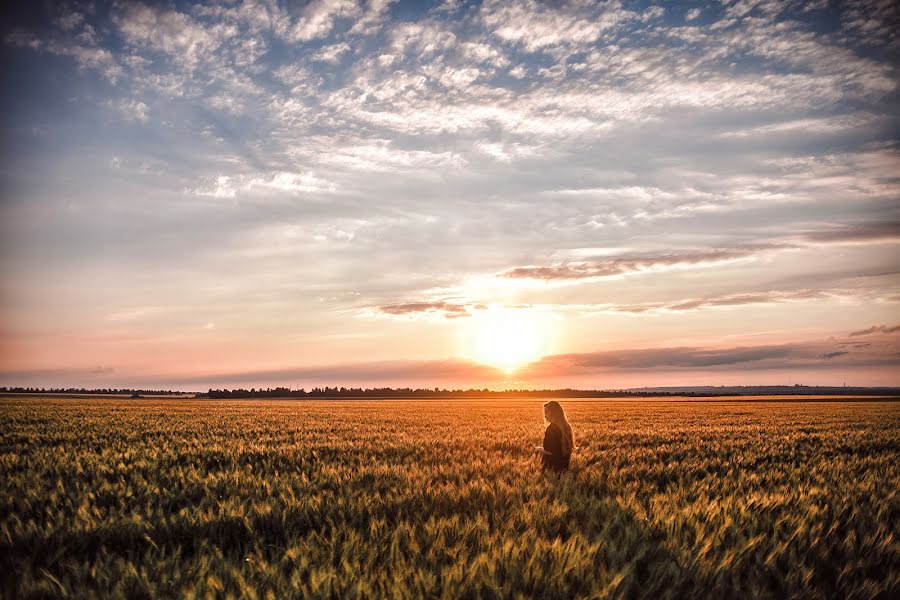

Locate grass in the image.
[1,396,898,599]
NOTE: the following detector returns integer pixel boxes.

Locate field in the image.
[2,396,898,599]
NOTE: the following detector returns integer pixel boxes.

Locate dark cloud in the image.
[532,345,797,371]
[494,217,900,285]
[590,288,856,314]
[805,221,900,244]
[665,289,827,312]
[378,301,471,318]
[499,218,900,283]
[0,366,117,383]
[850,324,900,337]
[500,248,775,281]
[524,338,900,377]
[162,359,504,387]
[610,304,657,314]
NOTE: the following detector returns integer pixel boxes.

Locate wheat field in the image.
[1,396,898,599]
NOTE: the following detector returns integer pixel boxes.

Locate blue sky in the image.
[1,0,899,390]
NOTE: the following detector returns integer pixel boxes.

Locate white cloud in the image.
[115,3,237,69]
[119,99,149,122]
[840,0,899,45]
[193,175,236,199]
[719,114,879,138]
[288,0,359,42]
[474,141,538,163]
[390,21,457,56]
[312,42,351,63]
[247,171,335,194]
[207,94,244,114]
[192,172,335,198]
[349,0,397,36]
[4,30,43,50]
[508,64,527,78]
[460,42,509,68]
[65,45,122,80]
[6,28,123,81]
[317,141,465,172]
[55,9,85,32]
[480,0,632,52]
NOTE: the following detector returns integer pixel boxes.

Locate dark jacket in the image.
[542,422,571,472]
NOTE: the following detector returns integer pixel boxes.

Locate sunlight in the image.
[464,308,550,373]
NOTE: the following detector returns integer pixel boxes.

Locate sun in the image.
[464,308,550,373]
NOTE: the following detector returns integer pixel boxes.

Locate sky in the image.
[1,0,899,391]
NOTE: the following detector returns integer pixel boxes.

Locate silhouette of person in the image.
[534,400,574,472]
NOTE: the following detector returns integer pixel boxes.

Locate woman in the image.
[534,400,575,472]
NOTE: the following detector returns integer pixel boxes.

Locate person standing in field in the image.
[534,400,574,472]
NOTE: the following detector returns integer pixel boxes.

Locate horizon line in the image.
[4,383,900,396]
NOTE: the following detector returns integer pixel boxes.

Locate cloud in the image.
[191,172,335,197]
[480,0,631,52]
[685,8,702,22]
[54,8,85,32]
[313,141,465,172]
[0,366,117,380]
[349,0,397,36]
[192,175,236,199]
[719,114,880,139]
[840,0,900,47]
[664,289,831,312]
[164,358,504,387]
[495,219,900,284]
[389,21,457,57]
[377,301,472,319]
[499,247,775,282]
[525,337,900,377]
[534,345,798,371]
[114,3,237,69]
[474,141,537,163]
[804,221,900,245]
[850,324,900,337]
[247,171,335,194]
[119,99,149,122]
[312,42,351,63]
[5,27,123,82]
[366,286,873,322]
[287,0,359,42]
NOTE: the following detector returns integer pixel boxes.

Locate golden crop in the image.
[1,397,898,598]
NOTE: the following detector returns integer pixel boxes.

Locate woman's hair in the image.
[543,400,575,456]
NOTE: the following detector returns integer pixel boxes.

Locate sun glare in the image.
[464,309,550,373]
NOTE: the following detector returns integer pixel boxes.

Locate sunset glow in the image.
[464,309,550,374]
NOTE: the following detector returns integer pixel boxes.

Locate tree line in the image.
[201,387,682,399]
[0,387,186,396]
